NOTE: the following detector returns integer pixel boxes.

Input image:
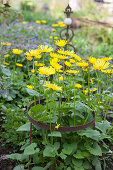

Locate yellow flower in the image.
[69,59,75,63]
[54,37,58,40]
[6,43,11,46]
[90,78,94,84]
[50,58,62,71]
[35,61,44,67]
[52,29,56,32]
[35,55,41,59]
[66,70,79,74]
[57,49,74,56]
[22,21,27,24]
[111,65,113,68]
[4,54,9,58]
[90,88,97,92]
[27,85,34,89]
[31,69,35,73]
[38,66,55,75]
[55,40,67,47]
[43,82,62,91]
[49,36,53,39]
[12,49,23,55]
[38,45,53,53]
[4,62,10,66]
[102,57,112,61]
[75,84,82,88]
[55,124,60,129]
[41,20,47,24]
[16,63,23,67]
[59,76,64,80]
[76,62,89,67]
[59,23,66,27]
[50,53,68,59]
[98,101,103,104]
[89,57,97,64]
[83,89,88,94]
[29,50,41,57]
[102,69,113,74]
[71,54,81,61]
[26,56,33,61]
[52,24,58,27]
[83,68,88,72]
[73,40,77,43]
[36,20,40,24]
[64,61,72,67]
[93,59,109,70]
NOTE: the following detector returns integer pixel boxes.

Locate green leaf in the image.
[16,123,30,131]
[74,166,84,170]
[72,158,83,167]
[54,142,60,150]
[30,104,44,114]
[78,129,101,141]
[26,88,38,96]
[85,142,102,156]
[95,120,111,133]
[92,157,102,170]
[32,167,44,170]
[43,145,56,157]
[7,153,28,161]
[13,165,24,170]
[62,142,77,155]
[74,150,90,159]
[48,131,62,137]
[83,160,92,169]
[24,143,39,155]
[2,67,11,76]
[59,152,67,160]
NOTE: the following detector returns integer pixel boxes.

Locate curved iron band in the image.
[60,28,74,42]
[27,99,95,132]
[65,43,76,53]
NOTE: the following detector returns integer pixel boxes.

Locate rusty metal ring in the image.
[60,28,74,42]
[27,99,95,132]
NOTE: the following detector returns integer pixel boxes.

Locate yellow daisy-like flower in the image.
[28,26,33,29]
[41,20,47,24]
[89,57,97,64]
[102,69,113,74]
[6,43,11,46]
[43,82,62,91]
[83,89,88,94]
[90,78,94,84]
[55,124,60,129]
[102,57,112,62]
[35,55,41,59]
[83,68,88,72]
[54,37,58,40]
[12,49,23,55]
[27,85,34,89]
[59,23,66,27]
[36,20,40,24]
[55,40,67,47]
[64,61,72,67]
[4,54,9,58]
[50,58,62,71]
[93,59,109,70]
[111,65,113,68]
[75,84,82,88]
[31,69,35,73]
[71,54,81,61]
[69,59,76,63]
[35,61,44,67]
[52,29,56,32]
[50,53,68,60]
[66,70,79,74]
[98,101,104,104]
[38,45,53,53]
[26,56,33,61]
[29,50,41,57]
[59,76,64,80]
[16,63,23,67]
[90,88,97,92]
[1,42,6,45]
[52,24,58,27]
[76,62,89,67]
[4,62,10,66]
[22,21,27,24]
[49,36,53,39]
[57,49,74,56]
[73,40,77,43]
[38,66,55,75]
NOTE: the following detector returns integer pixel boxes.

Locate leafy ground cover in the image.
[0,11,113,170]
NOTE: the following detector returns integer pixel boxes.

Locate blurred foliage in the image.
[20,0,36,12]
